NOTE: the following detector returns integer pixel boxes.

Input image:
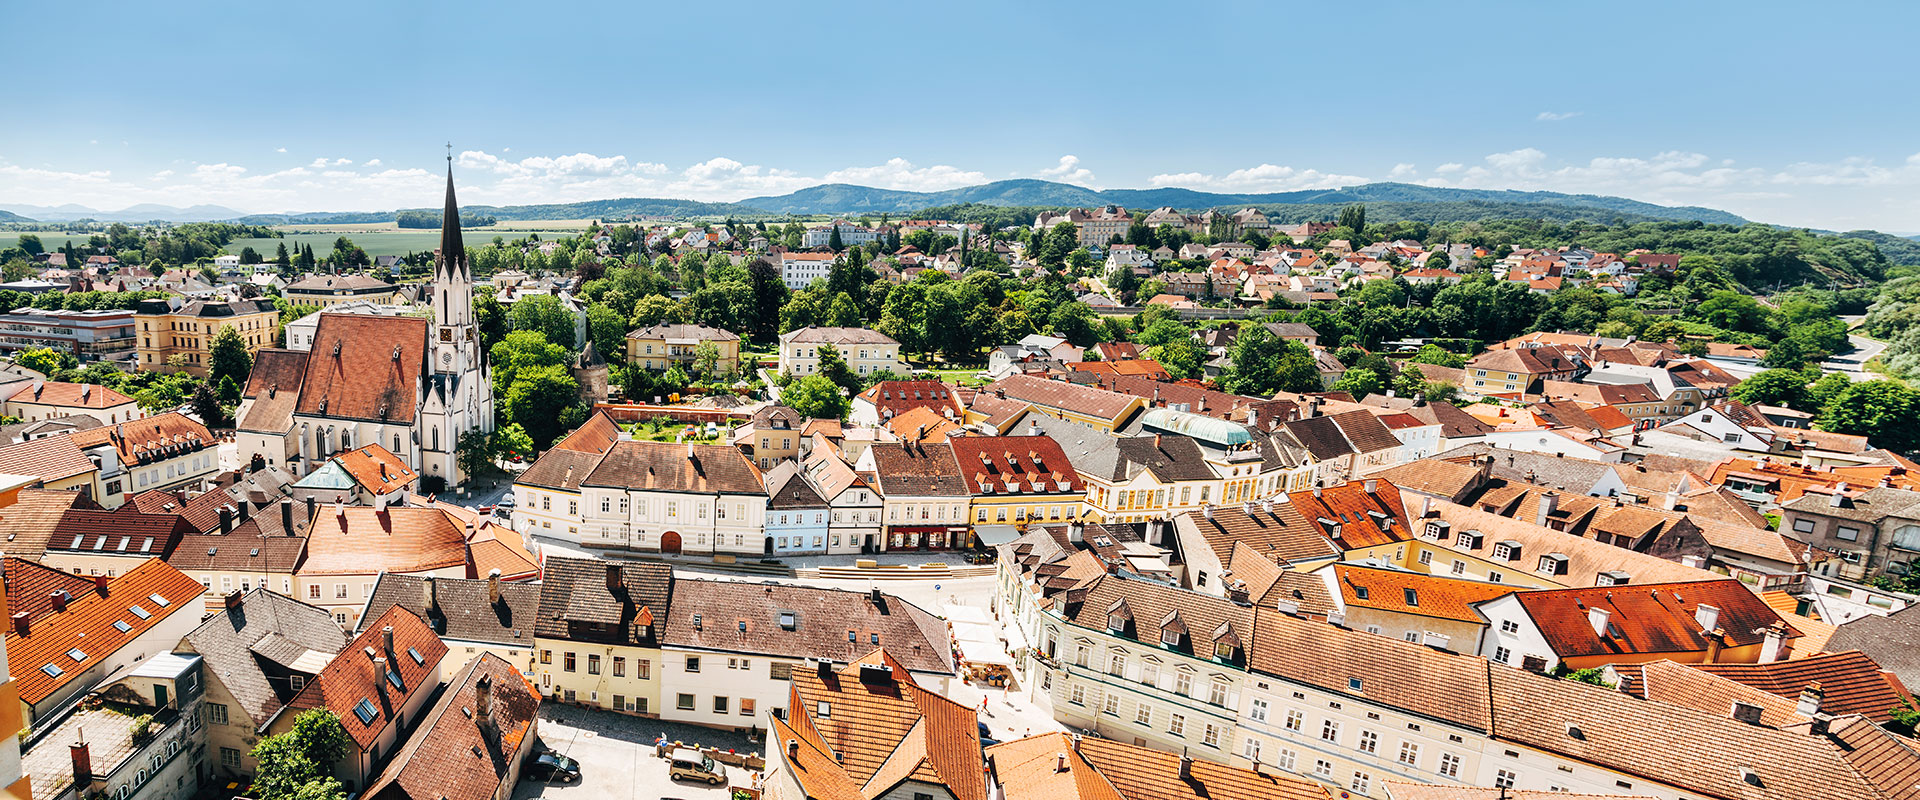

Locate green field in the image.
[228,222,590,259]
[0,230,99,253]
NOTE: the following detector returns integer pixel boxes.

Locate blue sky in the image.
[4,0,1917,231]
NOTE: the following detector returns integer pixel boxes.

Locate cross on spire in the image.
[445,141,453,163]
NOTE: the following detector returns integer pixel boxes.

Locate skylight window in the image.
[40,664,62,678]
[129,605,151,619]
[408,647,424,665]
[387,670,404,690]
[67,648,87,662]
[353,698,379,725]
[112,620,132,633]
[148,593,170,608]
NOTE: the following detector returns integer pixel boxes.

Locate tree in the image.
[508,294,577,350]
[1821,380,1920,452]
[1337,205,1367,240]
[505,364,580,448]
[1333,367,1384,399]
[1148,339,1206,380]
[494,423,535,463]
[208,325,253,389]
[1220,327,1323,396]
[12,347,64,375]
[16,234,42,256]
[585,302,626,363]
[1409,343,1466,369]
[191,381,226,427]
[783,374,850,421]
[1047,301,1100,348]
[631,294,685,328]
[828,225,844,252]
[692,340,724,378]
[1730,369,1812,409]
[473,292,509,351]
[251,710,350,800]
[815,344,861,397]
[1809,371,1852,412]
[455,429,496,482]
[275,242,291,267]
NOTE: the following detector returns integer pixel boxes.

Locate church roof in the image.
[296,315,430,425]
[440,162,465,271]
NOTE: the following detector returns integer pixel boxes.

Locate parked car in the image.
[668,747,727,785]
[526,751,580,783]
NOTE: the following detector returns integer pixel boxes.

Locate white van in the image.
[668,747,728,785]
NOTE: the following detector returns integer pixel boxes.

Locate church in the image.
[237,163,495,485]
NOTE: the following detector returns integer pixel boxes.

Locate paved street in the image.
[514,705,753,800]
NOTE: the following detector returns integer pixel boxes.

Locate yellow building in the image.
[133,297,279,376]
[531,557,672,717]
[624,322,741,374]
[283,273,401,307]
[951,435,1087,530]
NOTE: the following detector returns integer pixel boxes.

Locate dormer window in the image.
[1213,642,1234,660]
[1108,613,1126,631]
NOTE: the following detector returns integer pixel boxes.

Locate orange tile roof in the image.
[0,436,96,483]
[990,733,1331,800]
[788,648,985,800]
[1510,579,1796,660]
[1709,457,1920,503]
[68,411,214,468]
[362,652,538,800]
[287,604,448,751]
[1580,403,1635,431]
[1615,659,1805,728]
[1690,650,1915,723]
[1333,564,1514,623]
[1064,360,1171,381]
[301,506,468,575]
[4,558,205,704]
[886,406,961,444]
[1,556,96,621]
[550,408,621,455]
[1285,479,1412,549]
[947,435,1085,496]
[465,521,540,582]
[6,381,135,409]
[334,444,416,495]
[297,314,430,424]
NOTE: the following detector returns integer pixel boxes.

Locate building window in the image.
[638,659,651,679]
[1793,518,1816,534]
[540,650,552,664]
[1102,694,1119,716]
[1439,753,1461,778]
[1249,699,1268,723]
[713,696,729,713]
[208,704,229,725]
[1398,741,1420,766]
[1358,730,1378,754]
[686,657,700,672]
[1208,681,1228,706]
[1169,713,1185,736]
[1202,724,1220,748]
[1109,654,1126,675]
[1174,674,1191,696]
[308,585,320,599]
[587,655,601,675]
[1313,760,1333,779]
[677,694,695,711]
[220,747,242,770]
[1501,620,1520,634]
[1495,770,1517,789]
[1134,704,1152,726]
[613,657,625,677]
[1494,647,1511,664]
[564,653,577,673]
[1350,773,1371,794]
[1069,684,1085,705]
[1320,720,1340,743]
[1839,526,1861,542]
[1285,709,1303,731]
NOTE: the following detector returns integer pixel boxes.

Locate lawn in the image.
[626,418,730,443]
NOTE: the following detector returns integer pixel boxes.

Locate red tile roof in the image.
[296,314,430,424]
[1286,479,1412,549]
[362,652,538,800]
[334,444,417,495]
[1689,650,1915,723]
[1,556,96,622]
[68,411,214,468]
[6,381,135,409]
[945,436,1084,496]
[300,506,468,575]
[4,558,205,704]
[550,408,621,454]
[857,380,964,420]
[1509,579,1796,660]
[1333,565,1514,623]
[287,604,449,751]
[787,648,985,800]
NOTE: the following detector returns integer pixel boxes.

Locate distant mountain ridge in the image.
[0,202,247,223]
[740,179,1749,224]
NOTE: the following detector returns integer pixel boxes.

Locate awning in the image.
[974,525,1022,546]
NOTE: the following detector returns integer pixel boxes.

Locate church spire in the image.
[440,149,465,269]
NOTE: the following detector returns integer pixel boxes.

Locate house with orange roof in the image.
[1471,578,1796,672]
[292,442,418,507]
[68,411,217,506]
[5,558,208,725]
[765,648,983,800]
[295,504,471,627]
[360,652,540,800]
[273,605,448,793]
[987,731,1332,800]
[1,380,141,426]
[1317,563,1513,653]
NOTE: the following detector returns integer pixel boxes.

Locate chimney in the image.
[219,506,233,534]
[605,562,623,593]
[1363,479,1378,495]
[1055,752,1068,773]
[224,591,243,611]
[1178,749,1192,780]
[1068,521,1084,544]
[1759,622,1787,663]
[1694,604,1720,633]
[1703,628,1727,663]
[788,739,800,760]
[686,442,696,460]
[817,659,835,680]
[333,497,344,518]
[1829,487,1846,508]
[372,656,390,701]
[1730,701,1764,725]
[10,613,26,637]
[305,495,316,522]
[1027,419,1041,437]
[1588,606,1611,637]
[1201,504,1212,520]
[475,674,495,734]
[1536,492,1558,528]
[70,741,92,789]
[281,497,294,532]
[1797,682,1825,717]
[49,590,66,613]
[488,569,502,606]
[93,574,109,594]
[382,625,396,663]
[423,575,439,613]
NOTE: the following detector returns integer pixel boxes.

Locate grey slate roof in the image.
[662,579,954,675]
[360,573,542,648]
[1780,486,1920,524]
[535,556,673,644]
[179,589,349,728]
[1437,443,1614,493]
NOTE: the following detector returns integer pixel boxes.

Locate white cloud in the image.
[1387,163,1417,180]
[1148,163,1365,192]
[275,147,287,153]
[1536,111,1582,122]
[1036,155,1096,186]
[365,159,382,167]
[821,158,986,192]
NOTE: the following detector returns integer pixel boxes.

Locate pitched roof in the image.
[0,489,100,559]
[981,375,1141,425]
[581,440,765,495]
[5,380,135,409]
[550,408,621,454]
[1613,658,1807,728]
[627,322,740,342]
[766,460,830,509]
[1508,579,1794,659]
[181,589,348,727]
[332,444,416,495]
[1825,606,1920,691]
[1332,564,1513,623]
[68,411,214,467]
[286,605,448,751]
[362,573,540,648]
[990,733,1330,800]
[166,527,308,574]
[363,653,540,800]
[5,558,205,704]
[533,556,672,645]
[1066,574,1255,663]
[1286,480,1413,550]
[946,436,1085,496]
[1,556,96,621]
[869,442,969,497]
[1369,459,1486,500]
[0,435,96,483]
[300,506,468,575]
[857,380,964,420]
[785,649,982,800]
[784,326,899,346]
[514,446,606,492]
[238,348,309,434]
[664,580,952,675]
[1688,650,1915,723]
[295,314,430,424]
[1250,606,1494,730]
[1428,499,1715,587]
[1176,502,1339,568]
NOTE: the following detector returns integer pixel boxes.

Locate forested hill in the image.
[0,209,33,223]
[236,196,767,225]
[740,179,1747,224]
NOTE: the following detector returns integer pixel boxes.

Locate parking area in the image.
[514,705,754,800]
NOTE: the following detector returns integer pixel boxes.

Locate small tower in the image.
[573,340,609,403]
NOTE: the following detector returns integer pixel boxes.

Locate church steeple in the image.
[439,155,465,273]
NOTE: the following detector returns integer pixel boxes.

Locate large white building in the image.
[575,440,770,556]
[778,326,905,378]
[800,220,881,249]
[777,252,837,290]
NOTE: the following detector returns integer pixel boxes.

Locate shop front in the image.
[886,524,965,551]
